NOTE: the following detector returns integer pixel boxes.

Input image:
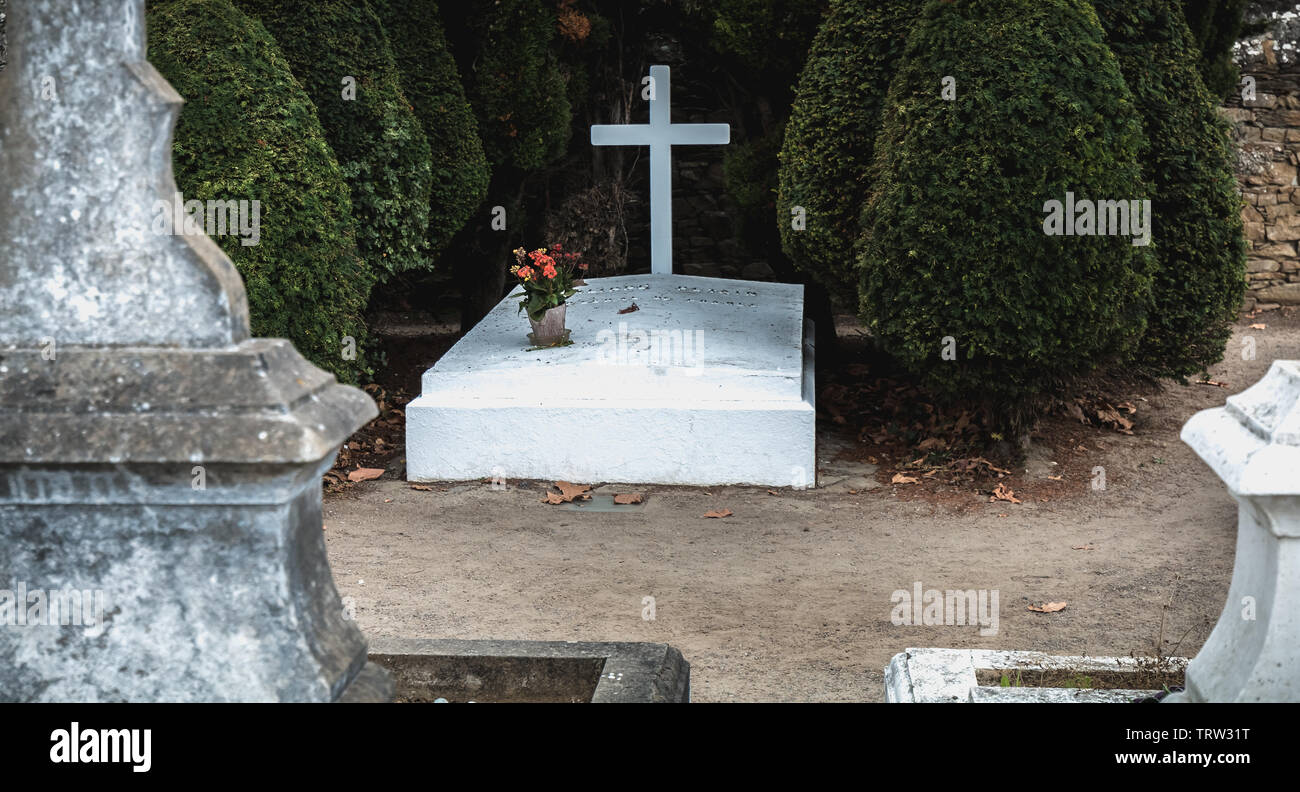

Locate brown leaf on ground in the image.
[542,481,593,505]
[557,481,591,500]
[618,303,639,315]
[1028,601,1068,613]
[410,485,433,491]
[990,482,1021,504]
[1250,323,1267,330]
[891,473,919,485]
[1197,379,1229,388]
[614,493,643,504]
[1072,544,1095,550]
[1047,475,1064,481]
[348,468,384,483]
[916,437,946,451]
[703,509,733,519]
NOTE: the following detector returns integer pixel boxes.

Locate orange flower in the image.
[518,265,534,281]
[543,263,558,279]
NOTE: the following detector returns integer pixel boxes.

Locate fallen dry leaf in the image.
[1028,602,1068,613]
[1072,544,1095,551]
[767,490,779,496]
[1250,323,1267,330]
[618,303,640,315]
[541,481,593,505]
[703,509,733,519]
[557,481,591,500]
[1047,475,1064,482]
[1197,379,1229,388]
[891,473,919,485]
[410,485,433,491]
[347,468,384,483]
[613,493,643,505]
[990,482,1021,504]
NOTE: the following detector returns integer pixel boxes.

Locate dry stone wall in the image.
[1227,2,1300,310]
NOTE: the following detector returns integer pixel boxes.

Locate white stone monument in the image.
[407,66,815,487]
[1165,360,1300,702]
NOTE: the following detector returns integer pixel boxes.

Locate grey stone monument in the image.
[0,0,391,701]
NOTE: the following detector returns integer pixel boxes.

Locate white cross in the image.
[591,65,730,275]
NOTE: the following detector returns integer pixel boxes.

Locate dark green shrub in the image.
[370,0,488,258]
[710,0,828,76]
[1095,0,1246,380]
[234,0,433,276]
[1180,0,1248,97]
[859,0,1154,415]
[777,0,915,303]
[460,0,571,171]
[148,0,374,384]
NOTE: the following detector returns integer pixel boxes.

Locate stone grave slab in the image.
[406,273,816,486]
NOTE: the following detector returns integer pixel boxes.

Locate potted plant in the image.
[511,244,586,346]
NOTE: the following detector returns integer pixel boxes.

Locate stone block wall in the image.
[1226,3,1300,310]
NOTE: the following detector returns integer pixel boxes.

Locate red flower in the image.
[542,263,558,279]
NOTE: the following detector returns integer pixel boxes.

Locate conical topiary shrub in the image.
[777,0,914,304]
[148,0,375,384]
[235,0,434,277]
[371,0,489,259]
[458,0,572,172]
[858,0,1155,421]
[1094,0,1246,380]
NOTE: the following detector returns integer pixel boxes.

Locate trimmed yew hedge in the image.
[371,0,489,258]
[234,0,434,276]
[148,0,374,383]
[1094,0,1247,379]
[858,0,1155,411]
[777,0,914,303]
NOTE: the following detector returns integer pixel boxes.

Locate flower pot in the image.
[528,304,567,346]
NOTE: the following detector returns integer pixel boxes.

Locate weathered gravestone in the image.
[0,0,391,701]
[406,66,816,487]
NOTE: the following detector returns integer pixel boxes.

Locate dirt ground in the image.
[322,311,1300,702]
